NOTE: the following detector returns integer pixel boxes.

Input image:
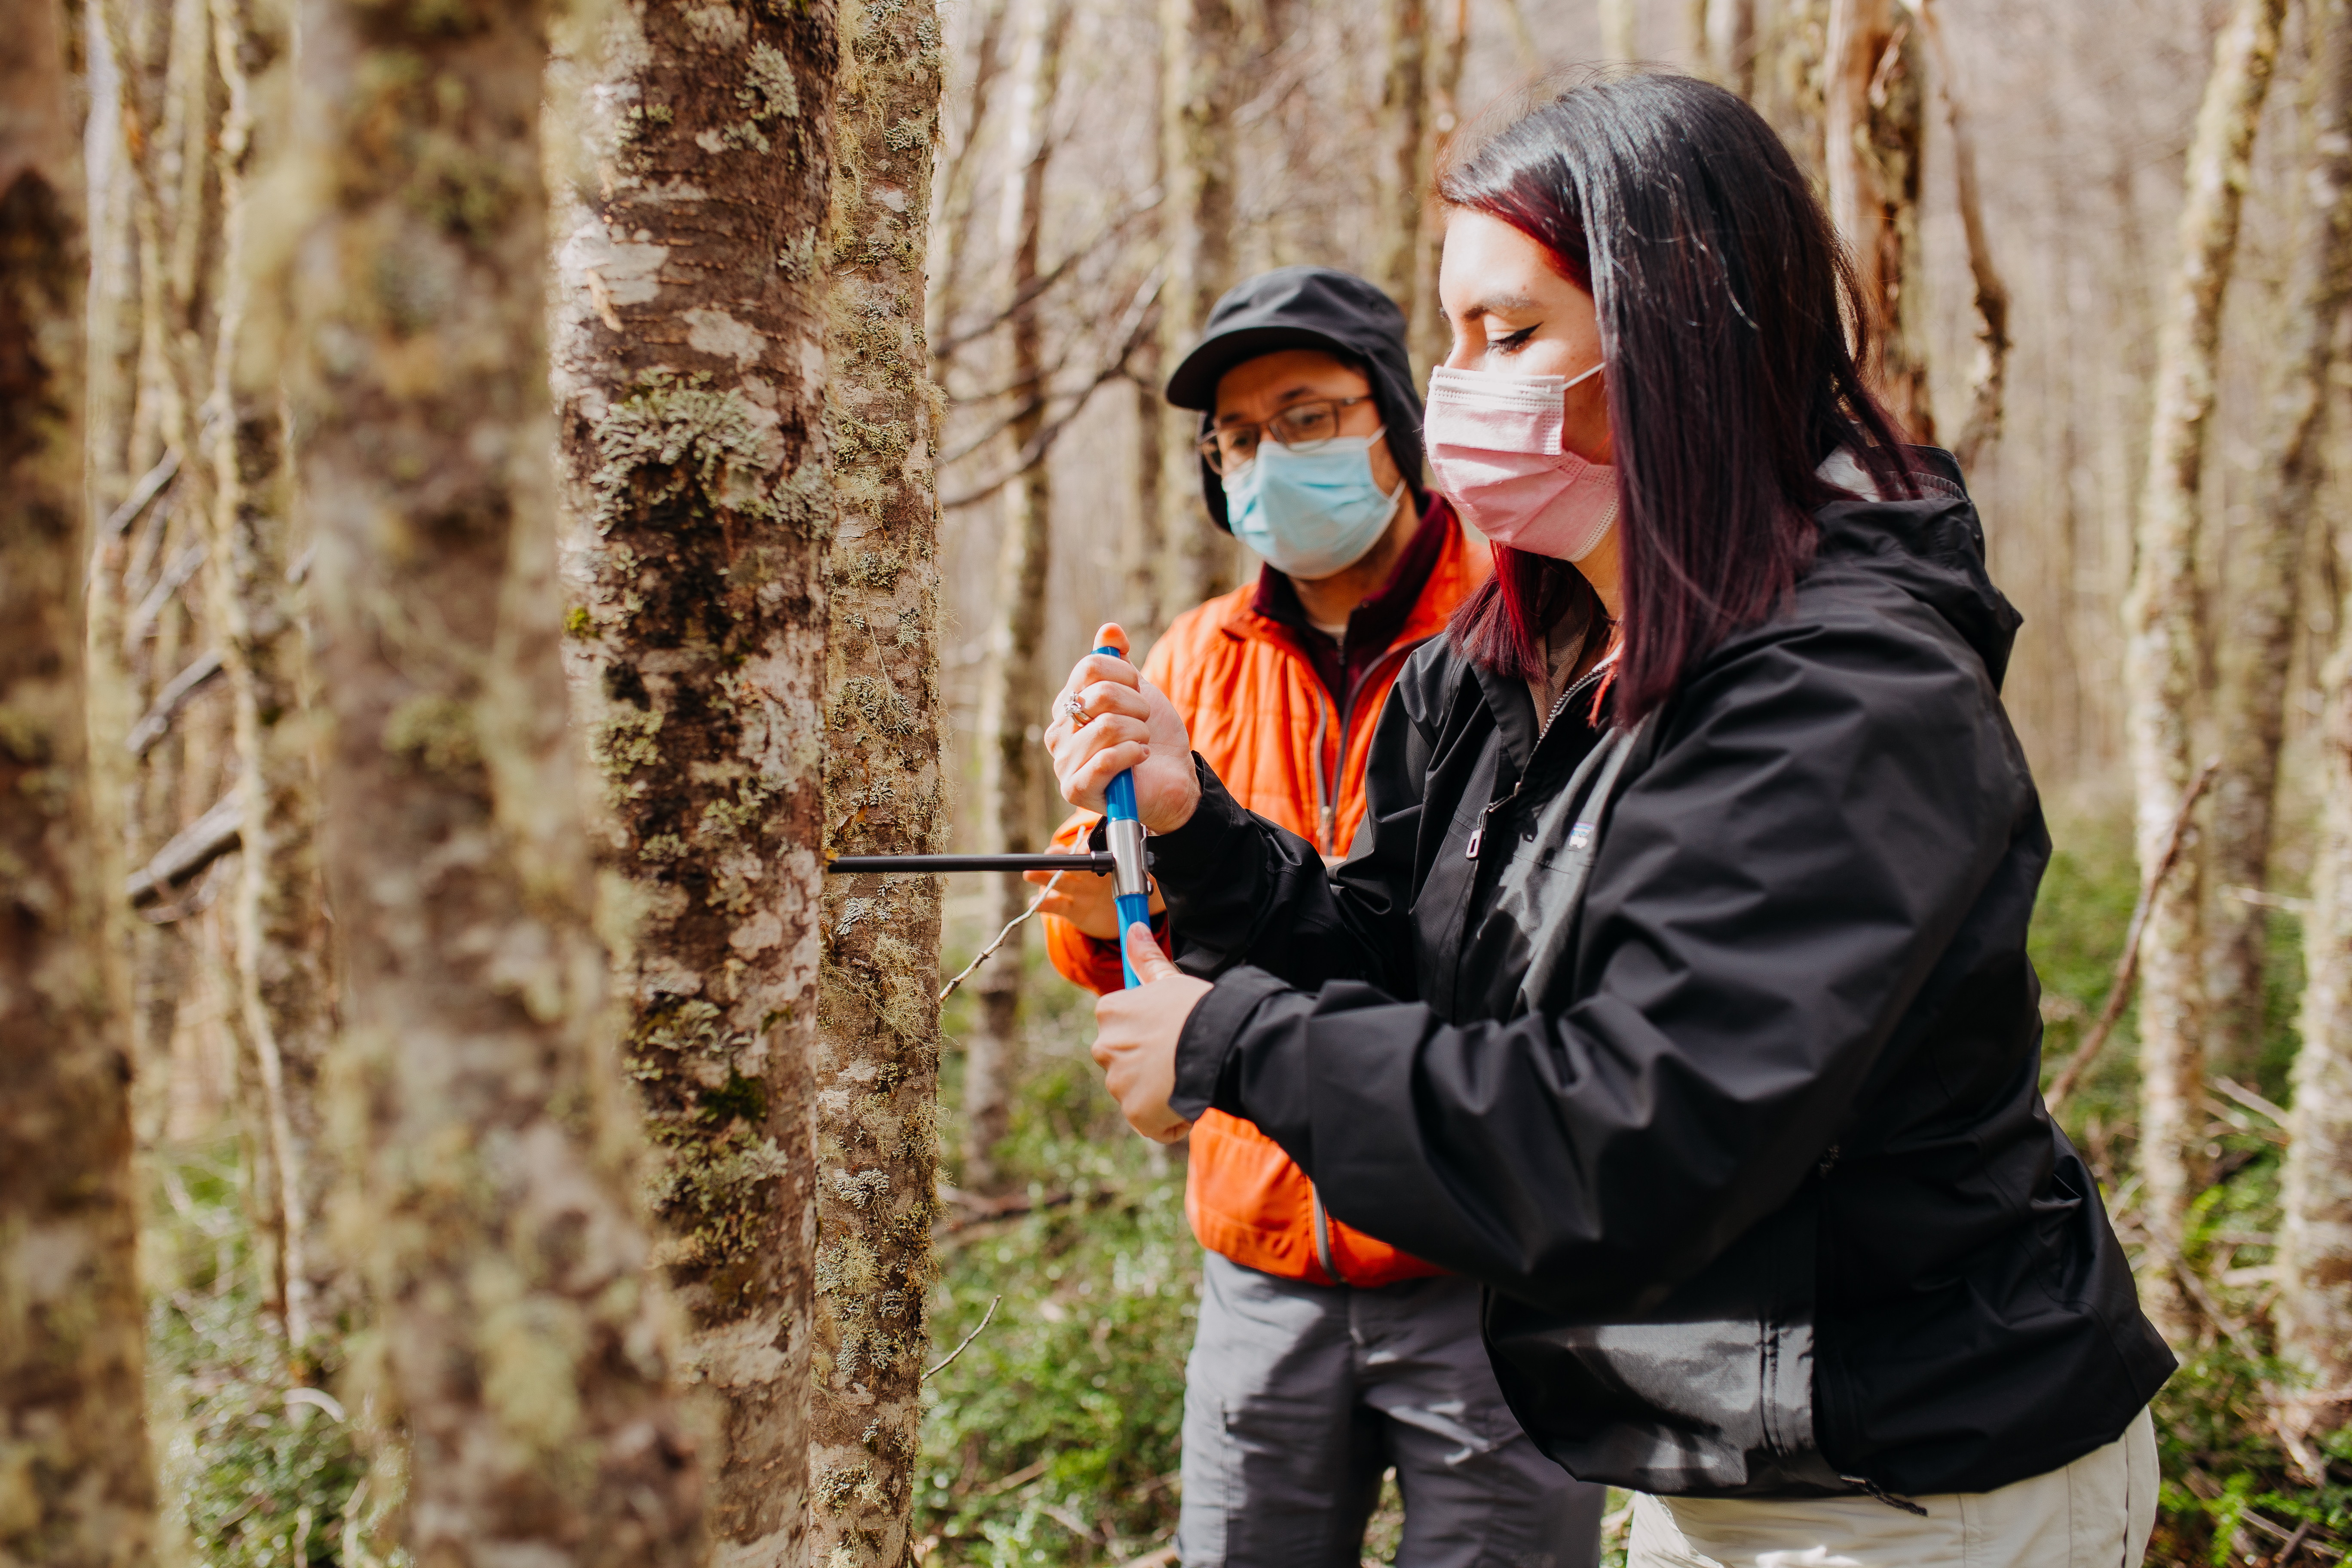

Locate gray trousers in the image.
[1179,1253,1606,1568]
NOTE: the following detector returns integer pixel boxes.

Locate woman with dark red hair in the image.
[1046,71,2173,1566]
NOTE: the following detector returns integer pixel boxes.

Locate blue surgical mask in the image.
[1222,430,1406,581]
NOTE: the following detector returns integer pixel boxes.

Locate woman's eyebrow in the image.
[1460,292,1539,322]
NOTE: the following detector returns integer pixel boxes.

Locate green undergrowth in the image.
[920,940,1197,1565]
[2032,805,2328,1566]
[145,1137,383,1568]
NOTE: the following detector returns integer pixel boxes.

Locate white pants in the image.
[1628,1408,2157,1568]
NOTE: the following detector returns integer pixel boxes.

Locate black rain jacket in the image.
[1151,451,2174,1501]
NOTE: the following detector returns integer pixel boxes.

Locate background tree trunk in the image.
[2205,0,2352,1087]
[205,0,344,1367]
[1412,0,1469,379]
[1599,0,1636,61]
[288,0,705,1550]
[811,1,946,1562]
[1825,0,1932,438]
[2279,499,2352,1470]
[1375,0,1427,322]
[1908,0,2008,474]
[2126,0,2285,1344]
[543,0,843,1562]
[0,5,159,1558]
[968,0,1072,1195]
[1157,0,1238,618]
[1709,0,1758,99]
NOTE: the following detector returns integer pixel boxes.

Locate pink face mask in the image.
[1423,362,1618,561]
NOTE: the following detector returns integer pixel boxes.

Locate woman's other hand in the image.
[1047,623,1201,835]
[1092,923,1211,1143]
[1024,858,1167,941]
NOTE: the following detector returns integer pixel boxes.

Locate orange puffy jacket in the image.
[1044,503,1486,1287]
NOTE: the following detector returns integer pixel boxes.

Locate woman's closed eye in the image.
[1488,323,1540,355]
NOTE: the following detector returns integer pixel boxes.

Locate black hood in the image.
[1815,447,2022,691]
[1164,266,1425,533]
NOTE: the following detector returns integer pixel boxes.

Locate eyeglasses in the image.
[1196,395,1375,476]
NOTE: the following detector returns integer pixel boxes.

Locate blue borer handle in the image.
[1093,643,1154,990]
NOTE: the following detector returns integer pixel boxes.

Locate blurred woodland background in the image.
[10,0,2352,1563]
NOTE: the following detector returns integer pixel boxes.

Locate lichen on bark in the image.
[811,0,946,1562]
[546,0,841,1559]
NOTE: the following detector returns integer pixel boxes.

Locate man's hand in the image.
[1025,857,1167,941]
[1092,923,1213,1144]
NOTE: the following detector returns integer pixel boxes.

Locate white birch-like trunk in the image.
[968,0,1072,1193]
[2125,0,2286,1345]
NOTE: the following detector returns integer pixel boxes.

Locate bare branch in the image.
[932,197,1163,362]
[2044,758,2220,1112]
[100,448,181,539]
[126,791,245,909]
[126,649,226,756]
[939,268,1165,509]
[1906,0,2011,471]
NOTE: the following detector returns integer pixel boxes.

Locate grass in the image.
[143,1137,385,1568]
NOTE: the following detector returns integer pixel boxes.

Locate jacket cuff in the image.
[1170,964,1290,1121]
[1146,754,1255,894]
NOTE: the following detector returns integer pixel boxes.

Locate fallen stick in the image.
[2045,757,2220,1114]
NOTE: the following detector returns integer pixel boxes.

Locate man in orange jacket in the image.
[1033,268,1604,1568]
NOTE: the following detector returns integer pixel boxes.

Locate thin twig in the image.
[2045,758,2220,1112]
[126,791,245,908]
[940,872,1064,1003]
[922,1294,1000,1381]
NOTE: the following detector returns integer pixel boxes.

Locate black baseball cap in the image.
[1164,266,1426,532]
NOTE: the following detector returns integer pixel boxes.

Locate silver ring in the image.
[1063,694,1087,724]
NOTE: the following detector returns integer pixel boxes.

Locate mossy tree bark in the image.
[1157,0,1237,618]
[967,0,1071,1195]
[1825,0,1932,438]
[2127,0,2285,1345]
[206,0,345,1365]
[812,0,945,1561]
[2280,506,2352,1470]
[545,1,842,1561]
[1374,0,1426,325]
[287,0,706,1552]
[1409,0,1467,380]
[2205,0,2352,1086]
[0,1,159,1557]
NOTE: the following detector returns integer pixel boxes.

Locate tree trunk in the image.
[1599,0,1636,61]
[1375,0,1426,322]
[205,0,345,1368]
[811,1,946,1562]
[1753,0,1827,185]
[968,0,1072,1194]
[1158,0,1238,615]
[1709,0,1757,98]
[2206,0,2352,1087]
[287,0,706,1550]
[545,5,846,1558]
[1412,0,1468,380]
[0,9,158,1562]
[1910,0,2008,475]
[2126,0,2285,1345]
[2279,514,2352,1470]
[1824,0,1932,439]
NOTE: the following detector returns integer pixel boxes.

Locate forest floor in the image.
[139,802,2352,1567]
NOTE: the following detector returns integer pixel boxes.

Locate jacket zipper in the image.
[1307,687,1337,855]
[1467,665,1612,861]
[1308,1183,1345,1284]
